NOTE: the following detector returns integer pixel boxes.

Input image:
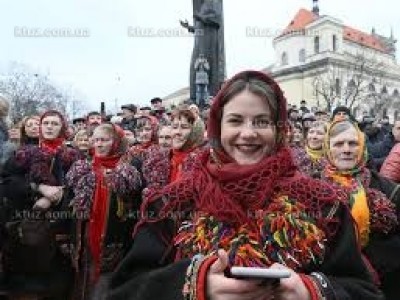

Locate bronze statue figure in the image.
[180,0,226,106]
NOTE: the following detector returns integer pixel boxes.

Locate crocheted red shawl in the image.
[141,146,345,228]
[137,71,347,239]
[137,146,349,270]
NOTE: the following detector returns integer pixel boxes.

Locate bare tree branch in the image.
[0,63,73,123]
[312,53,388,114]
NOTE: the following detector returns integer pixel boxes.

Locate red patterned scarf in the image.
[137,146,347,269]
[40,137,65,154]
[88,124,125,280]
[129,141,153,158]
[135,71,346,268]
[143,147,343,229]
[170,148,195,182]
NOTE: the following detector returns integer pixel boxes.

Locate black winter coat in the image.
[363,171,400,300]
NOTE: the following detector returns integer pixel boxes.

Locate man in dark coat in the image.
[368,119,400,170]
[120,104,138,133]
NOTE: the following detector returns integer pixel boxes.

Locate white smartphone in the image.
[229,267,291,280]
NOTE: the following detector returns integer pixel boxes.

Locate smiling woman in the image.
[220,85,277,165]
[108,71,384,300]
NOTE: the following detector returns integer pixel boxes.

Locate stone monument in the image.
[180,0,226,107]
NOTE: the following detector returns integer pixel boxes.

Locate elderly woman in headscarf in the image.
[108,71,384,300]
[66,123,143,299]
[322,117,400,300]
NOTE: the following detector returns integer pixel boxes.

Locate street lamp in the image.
[114,75,121,114]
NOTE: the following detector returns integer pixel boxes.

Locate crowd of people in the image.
[0,70,399,300]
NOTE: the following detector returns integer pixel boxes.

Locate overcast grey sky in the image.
[1,0,400,113]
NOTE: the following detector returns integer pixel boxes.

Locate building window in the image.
[332,35,337,52]
[299,49,306,62]
[314,36,320,54]
[348,79,356,89]
[353,106,359,117]
[381,86,388,94]
[393,89,399,97]
[369,83,376,92]
[281,52,288,65]
[335,78,341,94]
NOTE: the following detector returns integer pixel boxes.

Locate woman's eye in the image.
[334,142,344,147]
[227,119,241,124]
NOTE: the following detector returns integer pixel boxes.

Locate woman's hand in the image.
[33,197,52,210]
[207,249,275,300]
[38,184,64,203]
[269,263,311,300]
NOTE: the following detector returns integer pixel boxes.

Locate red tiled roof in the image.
[278,9,389,54]
[343,26,387,53]
[281,9,317,35]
